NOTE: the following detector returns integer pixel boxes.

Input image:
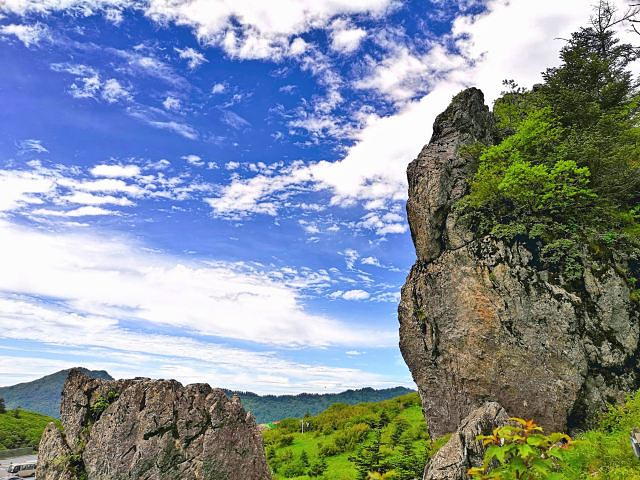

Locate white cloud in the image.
[346,350,363,356]
[298,219,319,234]
[2,0,395,60]
[61,177,144,196]
[147,158,171,170]
[0,170,55,213]
[211,82,225,94]
[63,191,134,206]
[105,7,123,24]
[175,46,207,69]
[0,220,395,348]
[0,23,50,47]
[361,256,381,267]
[0,163,217,222]
[162,96,181,111]
[341,248,359,269]
[372,291,401,303]
[70,72,102,100]
[31,206,117,217]
[358,211,407,236]
[225,161,240,170]
[355,43,463,104]
[51,63,132,104]
[101,78,132,103]
[329,19,366,54]
[330,289,371,301]
[182,154,204,166]
[91,164,141,178]
[0,299,403,393]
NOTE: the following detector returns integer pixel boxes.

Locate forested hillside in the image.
[230,387,414,424]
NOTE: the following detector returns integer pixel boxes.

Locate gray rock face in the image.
[37,423,75,480]
[37,369,271,480]
[399,87,640,438]
[423,402,509,480]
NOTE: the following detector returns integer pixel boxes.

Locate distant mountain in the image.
[226,386,415,424]
[0,368,113,418]
[0,369,412,424]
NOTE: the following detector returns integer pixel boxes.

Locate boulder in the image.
[424,402,509,480]
[37,368,271,480]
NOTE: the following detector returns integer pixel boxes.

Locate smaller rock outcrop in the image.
[423,402,509,480]
[37,368,271,480]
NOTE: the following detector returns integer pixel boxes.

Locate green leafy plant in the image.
[89,390,119,421]
[468,418,572,480]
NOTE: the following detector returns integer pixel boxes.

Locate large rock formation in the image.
[399,87,640,437]
[423,402,509,480]
[37,369,271,480]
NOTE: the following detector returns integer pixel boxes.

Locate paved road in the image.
[0,454,37,479]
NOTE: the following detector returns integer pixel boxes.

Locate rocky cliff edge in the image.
[399,87,640,437]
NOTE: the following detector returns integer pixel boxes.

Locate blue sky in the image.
[0,0,614,392]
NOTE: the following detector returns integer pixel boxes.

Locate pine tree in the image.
[350,427,383,480]
[308,457,327,477]
[300,450,309,468]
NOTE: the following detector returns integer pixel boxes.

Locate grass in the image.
[0,408,60,450]
[558,391,640,479]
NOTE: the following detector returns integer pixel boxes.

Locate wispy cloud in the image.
[175,46,207,69]
[0,220,395,347]
[17,139,48,154]
[0,23,50,47]
[31,205,118,217]
[127,106,199,139]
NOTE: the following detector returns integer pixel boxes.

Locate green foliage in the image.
[458,5,640,286]
[89,390,119,421]
[0,397,5,415]
[307,457,327,477]
[558,390,640,479]
[263,393,432,480]
[55,452,88,480]
[0,408,60,450]
[468,391,640,479]
[468,418,572,480]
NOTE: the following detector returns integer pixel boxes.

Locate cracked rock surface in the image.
[399,87,640,438]
[37,368,271,480]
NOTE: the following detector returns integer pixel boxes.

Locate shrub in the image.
[468,418,571,480]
